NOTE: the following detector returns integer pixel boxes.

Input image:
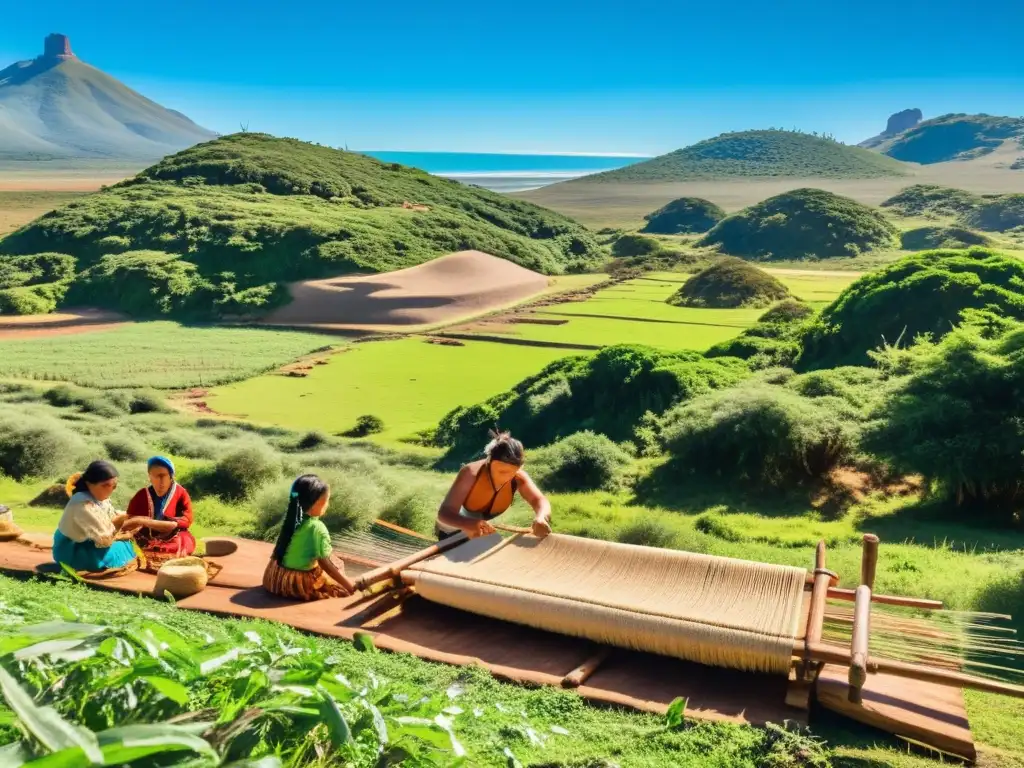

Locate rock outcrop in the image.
[885,108,922,136]
[42,34,75,61]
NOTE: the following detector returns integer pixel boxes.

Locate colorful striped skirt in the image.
[262,558,347,601]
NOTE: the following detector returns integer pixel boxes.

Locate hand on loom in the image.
[531,518,552,537]
[467,520,497,539]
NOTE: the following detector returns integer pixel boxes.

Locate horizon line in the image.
[354,149,653,158]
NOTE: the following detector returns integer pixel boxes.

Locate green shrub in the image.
[900,226,988,250]
[530,431,632,492]
[159,430,222,460]
[295,430,331,450]
[961,194,1024,232]
[864,324,1024,523]
[612,234,661,258]
[757,299,814,324]
[668,257,791,308]
[642,197,726,235]
[880,184,982,217]
[342,415,385,438]
[0,282,68,315]
[103,434,148,462]
[253,468,385,539]
[43,385,128,417]
[434,345,749,458]
[800,248,1024,368]
[128,390,168,414]
[698,188,899,260]
[0,409,88,479]
[379,486,439,533]
[0,253,76,290]
[200,441,281,500]
[787,366,885,412]
[659,383,859,487]
[616,518,678,549]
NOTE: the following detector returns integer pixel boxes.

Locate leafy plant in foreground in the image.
[0,618,466,766]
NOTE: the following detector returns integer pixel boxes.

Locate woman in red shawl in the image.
[126,456,196,568]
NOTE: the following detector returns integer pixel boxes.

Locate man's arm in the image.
[517,470,552,535]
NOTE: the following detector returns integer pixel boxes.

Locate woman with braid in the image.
[263,474,356,600]
[435,430,552,541]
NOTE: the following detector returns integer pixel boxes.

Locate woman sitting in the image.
[125,456,196,569]
[435,430,552,540]
[263,474,356,601]
[53,461,144,574]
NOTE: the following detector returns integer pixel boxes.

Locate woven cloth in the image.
[410,533,806,675]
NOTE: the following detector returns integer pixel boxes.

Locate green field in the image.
[0,190,89,237]
[207,271,857,439]
[0,322,338,389]
[210,337,571,441]
[453,271,855,350]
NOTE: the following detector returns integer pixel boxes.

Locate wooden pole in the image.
[861,534,880,591]
[562,647,612,688]
[849,585,871,703]
[354,532,468,593]
[798,640,1024,699]
[826,587,942,610]
[802,541,833,679]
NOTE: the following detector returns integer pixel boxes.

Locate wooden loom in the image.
[352,528,1024,762]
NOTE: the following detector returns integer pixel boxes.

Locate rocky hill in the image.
[0,34,216,161]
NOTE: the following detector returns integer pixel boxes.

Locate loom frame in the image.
[355,529,1024,762]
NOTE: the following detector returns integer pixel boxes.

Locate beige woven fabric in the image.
[411,533,806,675]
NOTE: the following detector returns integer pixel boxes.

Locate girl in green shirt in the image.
[263,474,356,600]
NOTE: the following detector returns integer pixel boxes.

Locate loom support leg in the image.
[562,646,612,688]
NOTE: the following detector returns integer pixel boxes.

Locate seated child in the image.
[263,474,356,600]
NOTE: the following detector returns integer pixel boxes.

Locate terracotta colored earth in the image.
[0,308,128,339]
[261,250,551,331]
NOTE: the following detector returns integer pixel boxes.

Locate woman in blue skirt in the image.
[53,460,144,573]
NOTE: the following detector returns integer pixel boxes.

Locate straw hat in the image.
[0,506,22,542]
[153,557,211,599]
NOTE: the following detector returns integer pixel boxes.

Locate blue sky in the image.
[2,0,1022,154]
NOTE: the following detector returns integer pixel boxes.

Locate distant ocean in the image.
[358,151,647,193]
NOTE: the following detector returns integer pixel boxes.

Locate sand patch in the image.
[261,250,551,331]
[0,308,128,339]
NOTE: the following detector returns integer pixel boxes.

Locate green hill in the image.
[641,197,725,235]
[667,258,790,308]
[698,188,899,261]
[870,114,1024,165]
[0,34,216,161]
[0,133,602,318]
[576,130,910,183]
[880,184,984,217]
[800,248,1024,368]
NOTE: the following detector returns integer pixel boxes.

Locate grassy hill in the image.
[641,197,724,234]
[573,130,910,183]
[667,258,791,309]
[0,35,216,161]
[0,133,603,318]
[870,113,1024,165]
[698,188,899,261]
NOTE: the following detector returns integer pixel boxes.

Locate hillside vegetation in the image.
[641,197,725,234]
[0,134,602,318]
[698,188,899,260]
[577,130,910,183]
[871,113,1024,164]
[667,258,791,308]
[880,184,983,217]
[433,344,749,459]
[800,248,1024,368]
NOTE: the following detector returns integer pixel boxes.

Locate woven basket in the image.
[153,557,222,599]
[0,506,22,542]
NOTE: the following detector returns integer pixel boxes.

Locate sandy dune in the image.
[262,251,551,331]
